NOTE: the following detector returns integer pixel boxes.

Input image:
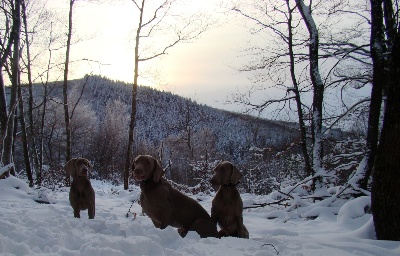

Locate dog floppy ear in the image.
[65,158,76,177]
[152,158,165,183]
[230,164,242,185]
[84,158,93,172]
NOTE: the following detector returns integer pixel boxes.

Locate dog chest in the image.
[140,188,172,223]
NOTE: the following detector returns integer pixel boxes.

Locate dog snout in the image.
[77,167,88,177]
[133,166,146,181]
[134,167,143,175]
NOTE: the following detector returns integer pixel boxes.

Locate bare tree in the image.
[349,3,383,191]
[124,0,210,189]
[17,63,33,186]
[372,31,400,241]
[371,0,400,241]
[20,0,50,179]
[295,0,325,189]
[231,0,372,191]
[20,0,37,186]
[2,0,21,174]
[16,0,51,186]
[0,0,15,137]
[62,0,100,185]
[232,1,313,177]
[353,0,400,191]
[285,0,312,177]
[36,22,55,185]
[62,0,75,186]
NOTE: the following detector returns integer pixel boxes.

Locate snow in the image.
[0,164,14,177]
[1,176,400,256]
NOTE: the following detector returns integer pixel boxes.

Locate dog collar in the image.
[140,179,151,185]
[140,177,157,185]
[222,182,239,187]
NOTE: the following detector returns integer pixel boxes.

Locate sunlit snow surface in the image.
[1,176,399,256]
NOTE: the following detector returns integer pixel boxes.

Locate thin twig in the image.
[70,73,92,120]
[262,243,279,255]
[277,190,294,199]
[244,197,290,209]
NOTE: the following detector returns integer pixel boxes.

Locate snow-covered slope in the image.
[1,176,399,256]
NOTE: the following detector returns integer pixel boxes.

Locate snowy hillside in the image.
[1,175,399,256]
[30,75,301,152]
[15,75,355,193]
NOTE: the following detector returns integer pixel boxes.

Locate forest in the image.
[0,0,399,241]
[9,75,354,194]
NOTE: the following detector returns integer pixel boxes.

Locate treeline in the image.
[9,75,355,193]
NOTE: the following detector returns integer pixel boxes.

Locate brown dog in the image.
[132,155,218,238]
[210,161,249,238]
[65,158,95,219]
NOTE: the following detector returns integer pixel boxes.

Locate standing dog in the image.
[65,158,95,219]
[132,155,218,238]
[210,161,249,238]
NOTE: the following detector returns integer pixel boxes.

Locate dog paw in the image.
[177,227,188,238]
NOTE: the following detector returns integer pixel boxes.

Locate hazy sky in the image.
[43,0,371,123]
[46,0,255,114]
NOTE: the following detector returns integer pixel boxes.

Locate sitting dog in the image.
[210,161,249,238]
[65,158,95,219]
[132,155,218,238]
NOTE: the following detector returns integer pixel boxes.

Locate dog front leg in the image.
[236,216,249,238]
[88,204,95,219]
[151,218,163,229]
[159,208,171,229]
[73,208,80,218]
[191,218,219,238]
[177,226,189,237]
[149,211,169,229]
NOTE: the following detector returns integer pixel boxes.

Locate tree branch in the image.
[131,0,141,11]
[323,98,370,134]
[70,73,92,120]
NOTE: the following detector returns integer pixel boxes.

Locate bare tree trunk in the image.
[357,0,387,191]
[18,78,33,186]
[19,0,34,186]
[0,5,14,138]
[124,0,206,189]
[37,81,48,185]
[63,0,75,186]
[371,0,400,241]
[286,0,312,177]
[0,71,8,137]
[383,0,396,50]
[2,0,21,172]
[12,107,18,162]
[22,0,40,175]
[185,100,194,159]
[296,0,324,189]
[36,23,55,186]
[125,0,145,190]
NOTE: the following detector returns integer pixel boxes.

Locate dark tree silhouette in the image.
[371,0,400,241]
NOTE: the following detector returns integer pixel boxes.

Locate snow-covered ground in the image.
[1,176,399,256]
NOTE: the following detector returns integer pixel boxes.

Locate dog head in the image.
[132,155,164,183]
[65,158,92,178]
[210,161,242,190]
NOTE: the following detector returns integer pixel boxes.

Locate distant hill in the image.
[27,75,301,157]
[10,75,353,191]
[88,76,299,152]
